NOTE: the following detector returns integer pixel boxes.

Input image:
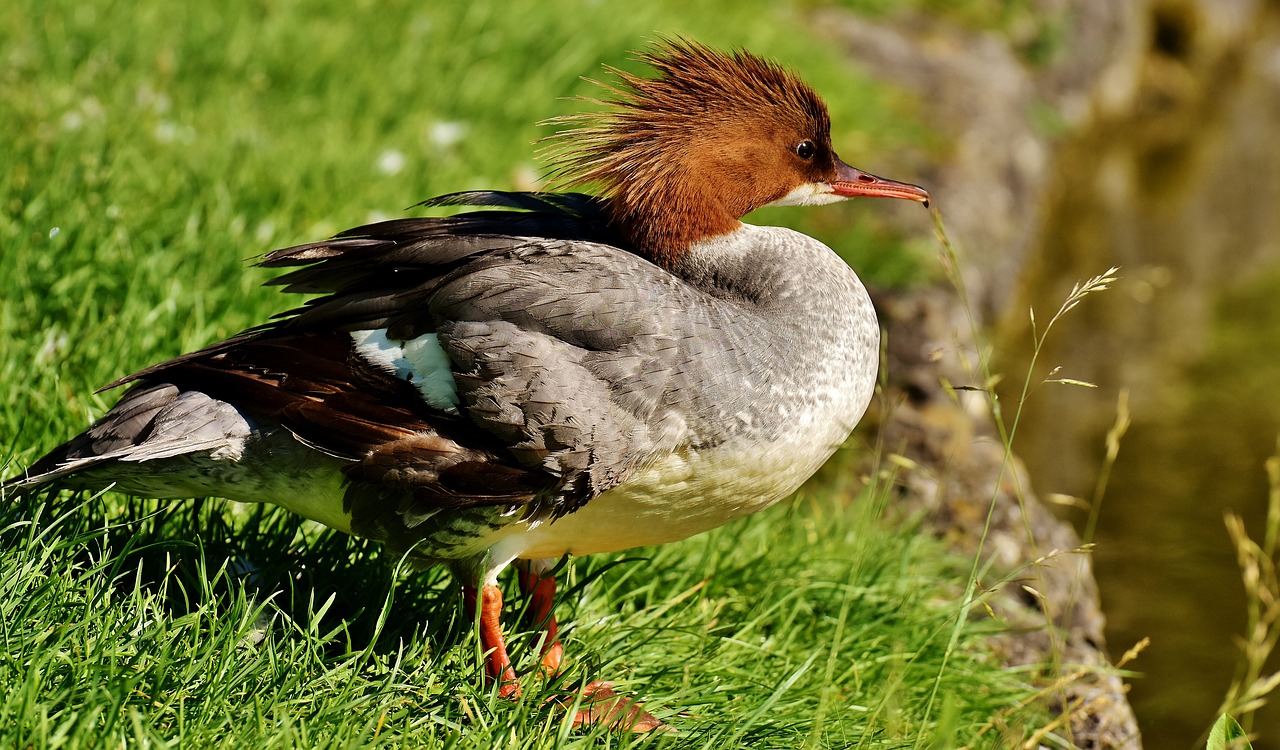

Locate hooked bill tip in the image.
[831,160,930,205]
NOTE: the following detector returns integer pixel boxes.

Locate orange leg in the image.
[464,567,667,732]
[463,583,520,698]
[516,561,563,675]
[514,560,667,732]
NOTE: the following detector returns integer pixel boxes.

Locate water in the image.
[996,22,1280,748]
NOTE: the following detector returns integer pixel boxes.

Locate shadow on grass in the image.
[3,491,469,660]
[1,488,659,680]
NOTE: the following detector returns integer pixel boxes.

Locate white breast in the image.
[503,403,863,561]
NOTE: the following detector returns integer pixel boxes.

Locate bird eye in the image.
[795,141,816,160]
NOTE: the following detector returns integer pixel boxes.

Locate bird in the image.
[6,39,929,730]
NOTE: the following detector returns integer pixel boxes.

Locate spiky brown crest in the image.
[544,39,838,267]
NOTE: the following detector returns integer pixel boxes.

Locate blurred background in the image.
[5,0,1280,747]
[942,1,1280,747]
[812,1,1280,747]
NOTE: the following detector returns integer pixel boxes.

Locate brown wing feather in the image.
[143,332,553,507]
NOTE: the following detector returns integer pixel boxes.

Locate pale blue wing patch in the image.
[349,329,461,412]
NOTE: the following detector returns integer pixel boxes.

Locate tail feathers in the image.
[5,382,251,492]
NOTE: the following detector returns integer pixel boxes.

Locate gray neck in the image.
[666,223,880,446]
[675,223,878,342]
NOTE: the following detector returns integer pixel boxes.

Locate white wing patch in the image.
[350,329,460,412]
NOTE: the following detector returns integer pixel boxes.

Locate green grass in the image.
[3,0,1044,746]
[0,480,1038,748]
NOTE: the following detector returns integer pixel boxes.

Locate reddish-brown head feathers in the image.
[545,40,842,266]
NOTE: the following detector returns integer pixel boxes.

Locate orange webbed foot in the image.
[567,681,670,733]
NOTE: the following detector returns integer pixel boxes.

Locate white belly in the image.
[506,432,842,560]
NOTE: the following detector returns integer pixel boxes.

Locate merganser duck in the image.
[8,40,929,729]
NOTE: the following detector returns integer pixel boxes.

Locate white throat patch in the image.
[764,182,845,208]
